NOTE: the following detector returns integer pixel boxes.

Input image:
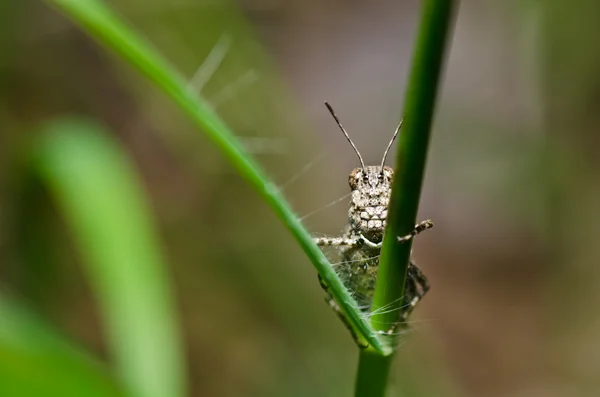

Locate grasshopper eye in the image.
[349,168,361,189]
[382,166,394,181]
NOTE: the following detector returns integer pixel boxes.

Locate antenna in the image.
[380,117,403,170]
[324,101,365,170]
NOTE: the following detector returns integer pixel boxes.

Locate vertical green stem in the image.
[355,351,393,397]
[355,1,456,396]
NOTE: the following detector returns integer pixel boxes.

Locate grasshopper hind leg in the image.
[403,260,430,320]
[318,274,369,348]
[380,260,430,336]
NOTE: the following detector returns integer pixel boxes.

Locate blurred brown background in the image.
[2,0,599,396]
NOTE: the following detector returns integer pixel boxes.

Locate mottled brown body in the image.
[316,166,430,321]
[313,102,431,344]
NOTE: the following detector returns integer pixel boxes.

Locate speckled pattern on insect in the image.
[313,102,433,345]
[349,165,393,242]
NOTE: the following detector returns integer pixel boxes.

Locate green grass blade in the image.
[0,294,131,397]
[43,0,387,353]
[373,0,455,334]
[30,118,187,397]
[356,0,456,395]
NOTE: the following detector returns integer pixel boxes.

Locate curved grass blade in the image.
[43,0,387,353]
[30,118,187,397]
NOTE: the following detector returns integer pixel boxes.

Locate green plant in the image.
[4,118,184,397]
[3,0,456,395]
[355,1,455,395]
[0,294,128,397]
[43,0,388,353]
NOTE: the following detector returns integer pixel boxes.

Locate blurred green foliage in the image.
[29,118,187,397]
[0,295,128,397]
[4,0,386,395]
[3,0,600,396]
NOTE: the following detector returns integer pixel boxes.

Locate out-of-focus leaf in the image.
[0,294,129,397]
[30,117,187,397]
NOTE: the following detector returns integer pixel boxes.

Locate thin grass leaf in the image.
[355,0,457,396]
[43,0,388,353]
[30,118,187,397]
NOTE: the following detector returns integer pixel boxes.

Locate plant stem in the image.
[355,1,456,396]
[355,351,393,397]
